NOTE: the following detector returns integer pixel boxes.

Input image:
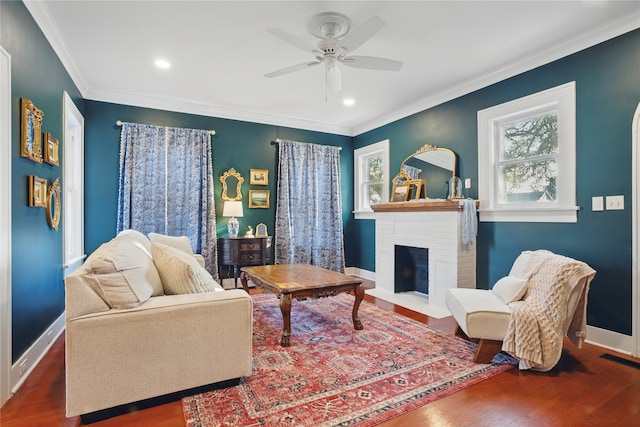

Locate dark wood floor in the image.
[2,282,639,426]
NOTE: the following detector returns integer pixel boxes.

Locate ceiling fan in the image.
[264,12,403,95]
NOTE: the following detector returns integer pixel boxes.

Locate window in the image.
[354,139,389,219]
[63,92,85,273]
[478,82,578,222]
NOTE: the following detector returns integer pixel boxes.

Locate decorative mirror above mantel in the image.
[391,144,462,201]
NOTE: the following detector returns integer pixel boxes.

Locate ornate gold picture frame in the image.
[47,178,61,230]
[220,167,244,201]
[249,190,270,208]
[21,98,44,163]
[43,132,60,166]
[28,175,47,207]
[250,169,268,185]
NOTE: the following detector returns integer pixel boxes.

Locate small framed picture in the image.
[392,184,410,202]
[20,98,43,163]
[249,189,270,208]
[29,175,47,207]
[43,132,59,166]
[250,169,268,185]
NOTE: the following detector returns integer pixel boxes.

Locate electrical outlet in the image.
[606,195,624,210]
[464,178,471,189]
[592,196,604,211]
[19,359,27,377]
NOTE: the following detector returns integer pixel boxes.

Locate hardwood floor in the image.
[2,283,639,426]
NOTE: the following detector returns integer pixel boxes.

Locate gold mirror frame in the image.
[21,98,44,163]
[391,144,458,201]
[46,178,61,230]
[220,167,244,201]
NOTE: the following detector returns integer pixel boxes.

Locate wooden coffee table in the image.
[240,264,364,347]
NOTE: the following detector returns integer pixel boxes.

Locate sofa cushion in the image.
[491,276,528,304]
[83,238,161,309]
[148,233,193,255]
[116,229,153,258]
[151,242,218,294]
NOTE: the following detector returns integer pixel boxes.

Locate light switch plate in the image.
[464,178,471,189]
[606,195,624,210]
[592,196,604,211]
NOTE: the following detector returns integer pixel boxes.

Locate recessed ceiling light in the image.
[154,59,171,69]
[343,98,355,106]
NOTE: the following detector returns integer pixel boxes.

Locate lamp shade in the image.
[223,200,243,218]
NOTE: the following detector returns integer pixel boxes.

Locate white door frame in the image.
[633,102,639,358]
[1,46,13,406]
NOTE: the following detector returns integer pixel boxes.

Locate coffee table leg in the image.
[240,272,250,294]
[279,294,292,347]
[352,284,364,330]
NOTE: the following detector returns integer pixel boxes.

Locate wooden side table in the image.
[218,236,272,288]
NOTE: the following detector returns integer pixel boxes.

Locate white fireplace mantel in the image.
[367,200,477,318]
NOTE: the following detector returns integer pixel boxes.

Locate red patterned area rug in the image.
[182,293,515,426]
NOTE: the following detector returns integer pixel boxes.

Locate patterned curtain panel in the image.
[117,123,218,278]
[274,140,345,272]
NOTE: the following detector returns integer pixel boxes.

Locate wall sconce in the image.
[222,201,243,238]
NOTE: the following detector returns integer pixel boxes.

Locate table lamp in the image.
[223,201,243,238]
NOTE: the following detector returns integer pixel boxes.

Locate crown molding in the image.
[23,1,90,95]
[352,13,640,136]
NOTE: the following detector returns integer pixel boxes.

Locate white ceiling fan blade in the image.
[341,55,403,71]
[334,16,385,53]
[326,64,342,92]
[267,28,317,54]
[265,60,322,78]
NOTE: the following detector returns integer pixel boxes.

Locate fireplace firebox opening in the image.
[394,245,428,294]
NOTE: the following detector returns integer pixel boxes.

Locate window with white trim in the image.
[478,82,578,222]
[354,139,389,219]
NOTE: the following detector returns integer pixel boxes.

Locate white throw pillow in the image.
[151,242,217,295]
[148,232,194,255]
[491,276,528,304]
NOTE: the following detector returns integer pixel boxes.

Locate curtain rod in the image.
[116,120,216,136]
[272,137,342,150]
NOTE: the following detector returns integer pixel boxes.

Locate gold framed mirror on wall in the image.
[220,167,244,201]
[46,178,61,230]
[391,144,461,201]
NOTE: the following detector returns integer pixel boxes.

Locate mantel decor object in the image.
[223,200,243,238]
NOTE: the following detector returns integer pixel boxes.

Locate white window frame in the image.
[354,139,389,220]
[62,91,86,273]
[478,82,578,222]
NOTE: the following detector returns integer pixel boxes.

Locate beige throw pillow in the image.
[151,242,217,294]
[491,276,528,304]
[148,232,194,255]
[84,238,159,309]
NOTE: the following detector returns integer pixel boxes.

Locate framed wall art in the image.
[21,98,44,163]
[391,184,410,202]
[249,189,270,208]
[250,169,268,185]
[43,132,60,166]
[28,175,47,207]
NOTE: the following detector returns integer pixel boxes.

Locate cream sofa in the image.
[65,230,253,417]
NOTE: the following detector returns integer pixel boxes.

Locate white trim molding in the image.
[1,45,12,407]
[632,101,639,358]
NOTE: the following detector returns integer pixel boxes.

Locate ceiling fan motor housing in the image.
[308,12,351,39]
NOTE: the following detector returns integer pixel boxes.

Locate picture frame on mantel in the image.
[392,184,410,202]
[43,132,60,166]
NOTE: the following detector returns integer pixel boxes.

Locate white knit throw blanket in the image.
[501,252,596,372]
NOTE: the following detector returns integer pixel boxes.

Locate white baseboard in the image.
[585,325,635,356]
[10,312,65,394]
[345,267,376,282]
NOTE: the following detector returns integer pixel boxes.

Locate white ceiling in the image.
[25,1,640,136]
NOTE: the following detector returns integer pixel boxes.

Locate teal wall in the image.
[2,0,83,360]
[83,101,354,277]
[353,29,640,335]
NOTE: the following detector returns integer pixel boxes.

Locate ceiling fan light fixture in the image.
[343,98,355,106]
[154,59,171,69]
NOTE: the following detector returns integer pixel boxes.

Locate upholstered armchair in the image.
[446,250,596,371]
